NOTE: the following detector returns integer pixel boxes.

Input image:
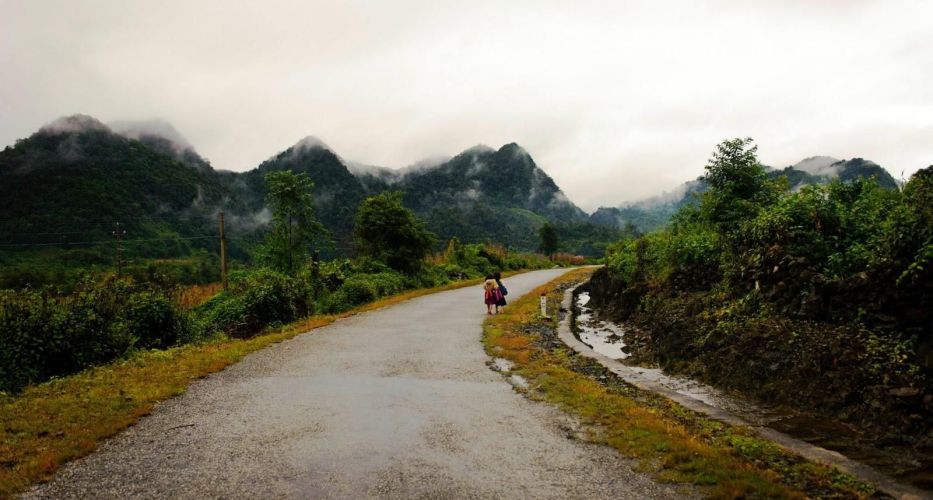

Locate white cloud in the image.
[1,0,931,211]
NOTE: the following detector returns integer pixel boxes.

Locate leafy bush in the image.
[123,290,193,348]
[663,224,721,290]
[0,278,191,393]
[327,271,407,312]
[196,268,312,338]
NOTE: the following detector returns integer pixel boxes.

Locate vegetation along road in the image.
[25,269,680,499]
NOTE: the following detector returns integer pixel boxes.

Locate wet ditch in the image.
[572,287,933,497]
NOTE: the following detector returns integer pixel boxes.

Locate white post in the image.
[540,292,549,319]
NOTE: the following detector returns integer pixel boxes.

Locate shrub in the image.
[0,278,191,393]
[327,271,407,312]
[196,268,312,338]
[663,224,721,290]
[124,290,192,348]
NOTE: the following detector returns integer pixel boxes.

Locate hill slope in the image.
[0,116,245,247]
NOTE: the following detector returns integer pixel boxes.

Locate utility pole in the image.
[113,222,126,276]
[219,211,228,290]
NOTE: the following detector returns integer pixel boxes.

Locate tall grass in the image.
[173,282,223,310]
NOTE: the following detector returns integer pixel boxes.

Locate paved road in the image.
[27,269,677,499]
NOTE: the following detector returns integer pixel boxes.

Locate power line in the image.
[0,214,222,223]
[0,235,217,248]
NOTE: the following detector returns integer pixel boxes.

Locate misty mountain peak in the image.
[40,114,110,135]
[292,136,332,153]
[403,156,450,173]
[792,156,842,177]
[462,144,494,156]
[498,142,528,155]
[110,119,195,154]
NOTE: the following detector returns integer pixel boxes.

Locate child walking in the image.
[483,274,500,315]
[494,271,508,313]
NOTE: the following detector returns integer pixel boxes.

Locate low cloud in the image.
[110,119,195,157]
[2,1,932,211]
[40,114,109,135]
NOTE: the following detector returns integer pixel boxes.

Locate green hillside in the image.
[0,116,608,287]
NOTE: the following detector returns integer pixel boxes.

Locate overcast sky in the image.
[2,0,931,211]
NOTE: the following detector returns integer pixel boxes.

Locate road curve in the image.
[27,269,677,499]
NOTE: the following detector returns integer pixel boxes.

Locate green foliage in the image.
[539,222,559,255]
[195,268,313,338]
[606,145,931,337]
[664,223,722,289]
[0,278,192,392]
[326,272,407,312]
[700,138,780,237]
[256,171,329,273]
[599,147,933,436]
[889,166,933,287]
[355,191,436,274]
[740,179,900,278]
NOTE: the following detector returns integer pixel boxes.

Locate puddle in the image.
[574,293,630,360]
[574,290,933,492]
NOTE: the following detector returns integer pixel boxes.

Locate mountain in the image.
[109,119,215,173]
[1,116,232,239]
[0,115,905,266]
[0,115,269,286]
[772,156,899,191]
[0,115,600,268]
[589,179,707,233]
[241,139,594,252]
[590,156,899,233]
[378,143,595,251]
[396,143,585,222]
[244,137,368,248]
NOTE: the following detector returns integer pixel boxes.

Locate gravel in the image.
[25,269,683,499]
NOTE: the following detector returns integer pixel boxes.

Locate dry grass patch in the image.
[173,282,224,309]
[483,269,875,499]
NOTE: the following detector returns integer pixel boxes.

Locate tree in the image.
[539,222,559,256]
[259,171,328,273]
[354,191,436,274]
[700,138,778,236]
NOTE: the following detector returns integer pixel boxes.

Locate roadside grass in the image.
[0,271,515,498]
[173,282,224,310]
[483,268,876,499]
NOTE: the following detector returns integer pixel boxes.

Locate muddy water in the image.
[574,291,933,492]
